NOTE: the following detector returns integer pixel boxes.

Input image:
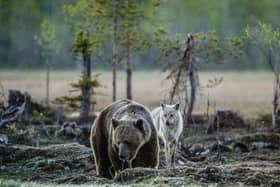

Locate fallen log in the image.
[0,102,25,128]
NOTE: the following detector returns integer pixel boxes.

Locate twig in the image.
[169,64,183,104]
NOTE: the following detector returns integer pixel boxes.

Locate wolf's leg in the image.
[165,142,172,168]
[171,141,177,168]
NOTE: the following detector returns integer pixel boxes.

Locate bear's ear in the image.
[161,103,166,109]
[174,103,180,110]
[112,118,119,129]
[134,119,145,134]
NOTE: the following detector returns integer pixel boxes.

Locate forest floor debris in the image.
[1,137,280,186]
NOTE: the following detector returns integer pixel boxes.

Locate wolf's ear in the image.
[112,118,119,129]
[134,119,145,134]
[174,103,180,110]
[161,103,166,109]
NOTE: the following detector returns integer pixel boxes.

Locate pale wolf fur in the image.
[151,103,183,168]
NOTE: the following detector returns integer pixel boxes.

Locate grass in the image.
[0,70,274,118]
[0,177,213,187]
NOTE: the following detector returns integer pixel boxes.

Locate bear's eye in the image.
[164,114,167,118]
[170,114,173,118]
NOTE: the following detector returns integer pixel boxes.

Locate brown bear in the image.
[90,99,159,179]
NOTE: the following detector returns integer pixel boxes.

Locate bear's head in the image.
[111,118,151,162]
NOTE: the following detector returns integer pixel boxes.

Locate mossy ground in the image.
[0,177,214,187]
[1,142,280,187]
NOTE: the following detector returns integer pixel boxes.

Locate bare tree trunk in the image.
[80,54,91,119]
[272,73,279,128]
[46,60,50,107]
[187,63,196,122]
[125,0,132,100]
[112,63,117,101]
[170,64,183,104]
[183,80,188,116]
[126,56,132,100]
[112,0,118,102]
[205,94,212,134]
[182,34,195,124]
[216,111,221,160]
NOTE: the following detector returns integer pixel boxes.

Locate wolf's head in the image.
[161,103,180,129]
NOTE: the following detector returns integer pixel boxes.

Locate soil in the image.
[1,105,280,186]
[1,132,280,186]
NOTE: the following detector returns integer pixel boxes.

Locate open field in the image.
[0,70,274,118]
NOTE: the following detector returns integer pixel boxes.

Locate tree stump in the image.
[206,109,245,134]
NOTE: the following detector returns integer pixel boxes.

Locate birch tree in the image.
[245,22,280,128]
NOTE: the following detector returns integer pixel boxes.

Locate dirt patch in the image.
[116,156,280,186]
[0,143,106,184]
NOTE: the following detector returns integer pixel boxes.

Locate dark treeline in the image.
[0,0,279,70]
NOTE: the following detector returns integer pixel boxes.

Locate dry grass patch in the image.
[0,70,274,118]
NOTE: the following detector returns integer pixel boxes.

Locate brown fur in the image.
[90,99,159,179]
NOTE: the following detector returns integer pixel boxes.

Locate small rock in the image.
[178,160,185,165]
[0,134,8,144]
[200,149,210,156]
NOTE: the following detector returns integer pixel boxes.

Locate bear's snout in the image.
[119,153,129,161]
[118,143,130,161]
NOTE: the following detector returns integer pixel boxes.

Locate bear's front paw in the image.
[113,170,120,180]
[128,161,132,168]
